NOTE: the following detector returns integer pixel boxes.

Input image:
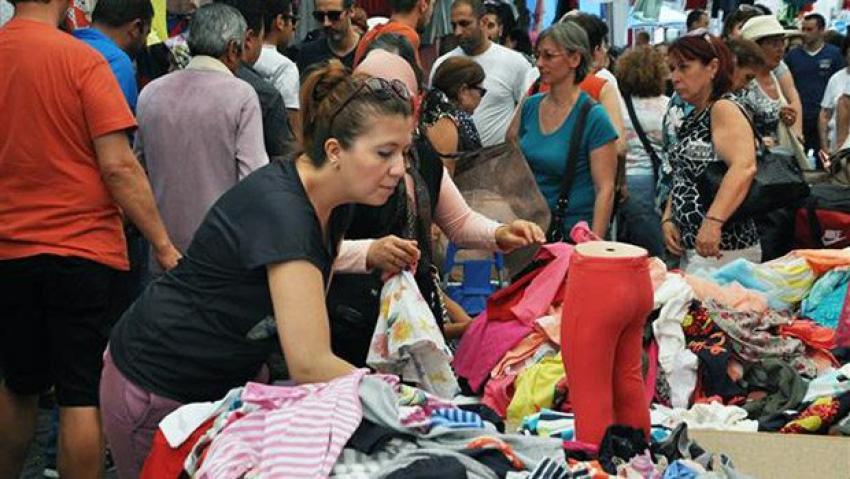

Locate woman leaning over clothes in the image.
[420,56,485,174]
[507,22,619,239]
[663,32,760,273]
[99,61,413,479]
[615,46,669,257]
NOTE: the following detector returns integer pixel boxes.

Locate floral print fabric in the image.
[367,271,459,399]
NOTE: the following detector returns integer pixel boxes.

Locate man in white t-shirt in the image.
[430,0,531,146]
[255,0,301,141]
[818,46,850,152]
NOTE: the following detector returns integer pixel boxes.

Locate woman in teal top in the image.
[508,22,618,239]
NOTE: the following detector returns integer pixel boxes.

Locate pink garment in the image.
[481,374,517,417]
[453,243,573,393]
[645,340,659,405]
[508,244,573,325]
[354,49,419,96]
[535,309,562,346]
[491,331,547,378]
[684,275,768,313]
[569,221,600,243]
[196,370,367,479]
[333,168,501,273]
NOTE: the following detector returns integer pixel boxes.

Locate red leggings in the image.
[561,252,652,445]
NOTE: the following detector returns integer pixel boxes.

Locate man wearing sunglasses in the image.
[296,0,361,74]
[352,0,434,67]
[430,0,531,147]
[256,0,302,142]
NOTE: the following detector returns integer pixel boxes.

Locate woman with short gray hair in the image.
[507,22,618,239]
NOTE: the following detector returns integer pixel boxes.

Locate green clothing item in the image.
[741,359,807,424]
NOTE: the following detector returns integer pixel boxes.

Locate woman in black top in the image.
[420,56,485,174]
[100,61,413,478]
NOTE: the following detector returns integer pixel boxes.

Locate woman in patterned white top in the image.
[662,31,760,273]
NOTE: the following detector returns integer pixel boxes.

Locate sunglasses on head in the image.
[328,77,412,127]
[685,28,719,58]
[312,10,344,22]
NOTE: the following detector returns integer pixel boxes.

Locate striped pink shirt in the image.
[196,369,368,478]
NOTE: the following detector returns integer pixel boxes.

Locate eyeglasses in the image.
[283,13,298,24]
[451,19,474,30]
[533,50,566,62]
[312,10,344,22]
[328,77,412,128]
[470,85,487,97]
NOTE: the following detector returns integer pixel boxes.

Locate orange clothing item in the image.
[796,249,850,276]
[353,20,421,67]
[0,19,136,270]
[526,74,607,101]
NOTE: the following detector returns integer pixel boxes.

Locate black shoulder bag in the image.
[623,94,662,180]
[546,99,594,243]
[697,100,809,222]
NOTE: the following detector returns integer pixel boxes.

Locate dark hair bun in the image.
[309,60,350,104]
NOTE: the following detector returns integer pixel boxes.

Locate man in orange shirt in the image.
[0,0,180,477]
[353,0,434,67]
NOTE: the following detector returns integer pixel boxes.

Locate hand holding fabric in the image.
[366,235,420,274]
[495,220,545,253]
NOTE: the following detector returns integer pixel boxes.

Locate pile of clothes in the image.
[143,369,578,478]
[452,246,850,438]
[142,369,745,478]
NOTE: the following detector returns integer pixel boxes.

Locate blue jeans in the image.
[617,174,665,258]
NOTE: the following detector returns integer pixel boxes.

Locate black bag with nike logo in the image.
[795,184,850,249]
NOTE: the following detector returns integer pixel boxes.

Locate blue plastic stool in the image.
[442,243,505,316]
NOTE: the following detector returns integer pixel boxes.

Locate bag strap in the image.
[806,195,825,248]
[554,98,595,214]
[708,98,764,152]
[623,93,662,177]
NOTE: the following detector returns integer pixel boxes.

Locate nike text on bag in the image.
[795,184,850,249]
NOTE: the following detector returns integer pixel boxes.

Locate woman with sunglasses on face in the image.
[507,22,619,239]
[662,33,760,273]
[420,56,486,174]
[99,62,412,479]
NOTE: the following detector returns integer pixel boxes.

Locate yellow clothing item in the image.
[506,353,565,426]
[147,0,166,45]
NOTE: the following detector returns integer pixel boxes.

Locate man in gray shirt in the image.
[134,3,269,272]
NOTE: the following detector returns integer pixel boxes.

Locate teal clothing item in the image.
[519,92,618,234]
[802,270,850,329]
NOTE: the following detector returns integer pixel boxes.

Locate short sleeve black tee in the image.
[296,38,357,77]
[109,158,352,403]
[236,64,295,157]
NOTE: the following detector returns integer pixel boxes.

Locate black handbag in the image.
[546,99,594,242]
[697,101,809,223]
